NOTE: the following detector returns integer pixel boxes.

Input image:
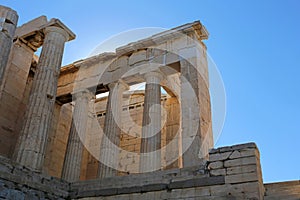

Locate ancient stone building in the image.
[0,5,299,200]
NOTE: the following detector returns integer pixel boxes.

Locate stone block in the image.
[229,149,257,159]
[141,183,168,192]
[225,172,259,184]
[227,164,257,175]
[210,182,262,199]
[210,169,226,176]
[224,156,257,168]
[218,142,257,153]
[117,186,141,195]
[194,186,211,197]
[209,151,232,162]
[15,16,47,38]
[209,148,219,154]
[169,176,225,189]
[128,50,147,66]
[208,161,223,169]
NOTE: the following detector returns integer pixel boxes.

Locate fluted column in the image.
[98,81,128,178]
[13,26,69,171]
[0,6,18,85]
[62,90,94,182]
[140,71,163,173]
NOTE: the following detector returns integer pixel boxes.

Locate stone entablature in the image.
[56,21,209,103]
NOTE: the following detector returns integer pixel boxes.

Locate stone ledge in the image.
[70,165,211,198]
[209,142,257,154]
[71,175,225,198]
[264,180,300,188]
[264,180,300,200]
[169,176,225,189]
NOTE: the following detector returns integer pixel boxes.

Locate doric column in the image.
[98,81,128,178]
[140,71,163,173]
[62,90,94,182]
[13,26,69,171]
[0,6,18,85]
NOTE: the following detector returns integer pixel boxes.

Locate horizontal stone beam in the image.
[56,50,181,104]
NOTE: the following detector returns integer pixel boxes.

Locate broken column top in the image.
[0,6,18,24]
[0,5,18,33]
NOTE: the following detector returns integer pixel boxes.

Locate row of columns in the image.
[3,6,207,181]
[2,9,167,178]
[14,66,201,180]
[13,56,204,182]
[61,71,164,181]
[8,24,205,180]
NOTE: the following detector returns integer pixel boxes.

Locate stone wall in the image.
[72,142,265,200]
[264,181,300,200]
[0,41,34,157]
[0,143,299,199]
[0,156,69,199]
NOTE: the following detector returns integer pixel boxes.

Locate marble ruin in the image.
[0,5,299,199]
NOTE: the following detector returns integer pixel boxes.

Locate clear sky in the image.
[2,0,299,183]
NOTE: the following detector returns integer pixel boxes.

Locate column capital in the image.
[0,6,18,33]
[44,26,69,41]
[108,80,129,91]
[144,70,164,84]
[72,89,95,100]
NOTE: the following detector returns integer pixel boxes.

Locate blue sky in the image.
[2,0,299,183]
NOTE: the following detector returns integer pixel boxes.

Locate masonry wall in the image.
[264,181,300,200]
[1,143,299,199]
[72,143,265,200]
[0,41,35,157]
[0,156,69,199]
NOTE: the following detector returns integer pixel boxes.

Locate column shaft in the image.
[98,81,127,178]
[0,6,18,85]
[140,71,163,173]
[13,26,69,171]
[62,90,93,182]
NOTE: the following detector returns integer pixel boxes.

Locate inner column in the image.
[98,81,128,178]
[139,71,163,173]
[62,89,94,182]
